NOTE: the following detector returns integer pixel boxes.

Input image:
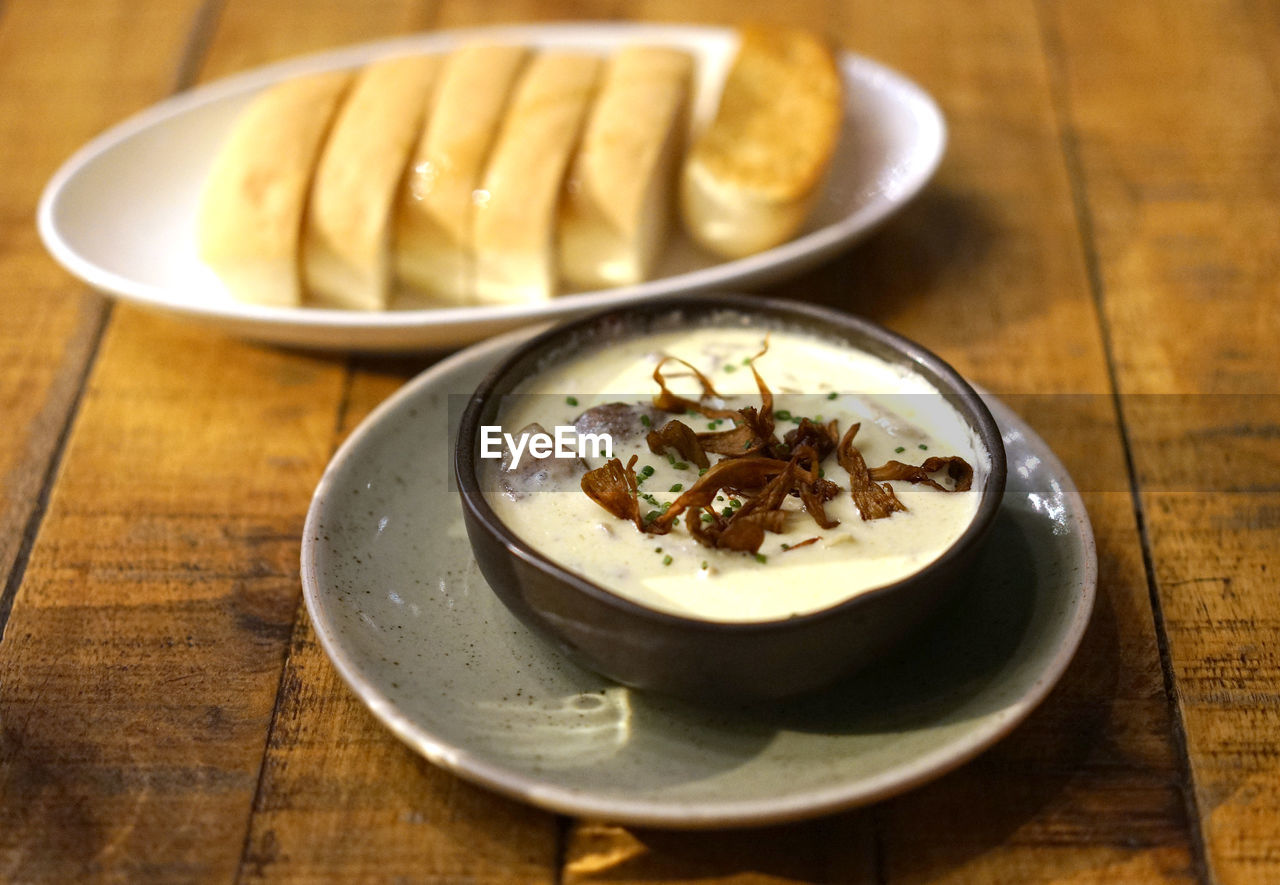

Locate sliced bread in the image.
[558,46,694,289]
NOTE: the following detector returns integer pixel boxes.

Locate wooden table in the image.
[2,0,1276,882]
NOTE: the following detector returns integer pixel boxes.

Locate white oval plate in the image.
[38,23,945,352]
[300,329,1096,828]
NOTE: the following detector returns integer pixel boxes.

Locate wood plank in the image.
[564,817,877,884]
[561,0,1199,881]
[0,307,347,883]
[1043,0,1280,880]
[0,1,478,880]
[0,1,218,878]
[0,0,206,625]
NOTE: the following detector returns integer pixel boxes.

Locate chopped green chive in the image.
[729,498,742,510]
[919,443,929,450]
[661,501,672,512]
[826,391,838,400]
[642,493,659,506]
[742,357,752,366]
[755,553,768,564]
[775,409,792,421]
[639,414,652,427]
[781,543,790,551]
[721,507,734,519]
[673,461,689,470]
[645,510,660,523]
[818,467,825,478]
[813,415,823,422]
[723,364,737,373]
[669,483,683,493]
[565,396,578,406]
[742,440,753,450]
[640,464,655,477]
[701,513,714,523]
[698,467,708,476]
[716,495,725,502]
[662,555,673,566]
[895,446,906,454]
[671,516,680,526]
[700,560,709,570]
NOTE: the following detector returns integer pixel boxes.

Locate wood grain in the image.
[0,0,221,876]
[0,0,206,630]
[1043,0,1280,880]
[0,0,405,879]
[0,306,347,882]
[2,0,1275,881]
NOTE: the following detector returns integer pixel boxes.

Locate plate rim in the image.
[37,21,946,345]
[300,328,1098,829]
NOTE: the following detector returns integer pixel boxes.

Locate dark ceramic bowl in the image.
[455,294,1007,703]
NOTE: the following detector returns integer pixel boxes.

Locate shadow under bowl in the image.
[455,294,1006,704]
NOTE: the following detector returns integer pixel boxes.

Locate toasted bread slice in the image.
[558,47,693,289]
[395,45,529,304]
[302,55,442,311]
[680,27,842,258]
[472,52,602,304]
[198,71,353,307]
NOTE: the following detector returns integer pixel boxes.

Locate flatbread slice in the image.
[303,55,442,310]
[198,70,353,307]
[472,52,602,304]
[395,45,529,304]
[558,46,693,289]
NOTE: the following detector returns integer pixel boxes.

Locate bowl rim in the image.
[454,293,1008,633]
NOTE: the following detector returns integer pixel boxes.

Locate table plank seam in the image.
[1033,3,1214,882]
[871,798,888,884]
[171,0,224,95]
[0,299,111,642]
[0,0,230,648]
[1239,0,1280,103]
[233,359,354,884]
[553,815,569,885]
[234,596,313,885]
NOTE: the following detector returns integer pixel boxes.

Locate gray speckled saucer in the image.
[301,330,1095,829]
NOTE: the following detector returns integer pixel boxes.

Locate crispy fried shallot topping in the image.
[715,511,788,553]
[782,418,839,467]
[837,423,908,521]
[799,476,841,529]
[869,457,974,492]
[646,419,710,469]
[652,456,790,532]
[651,356,736,418]
[647,444,830,553]
[580,455,644,531]
[580,342,975,555]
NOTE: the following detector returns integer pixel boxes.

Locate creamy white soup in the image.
[483,324,987,622]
